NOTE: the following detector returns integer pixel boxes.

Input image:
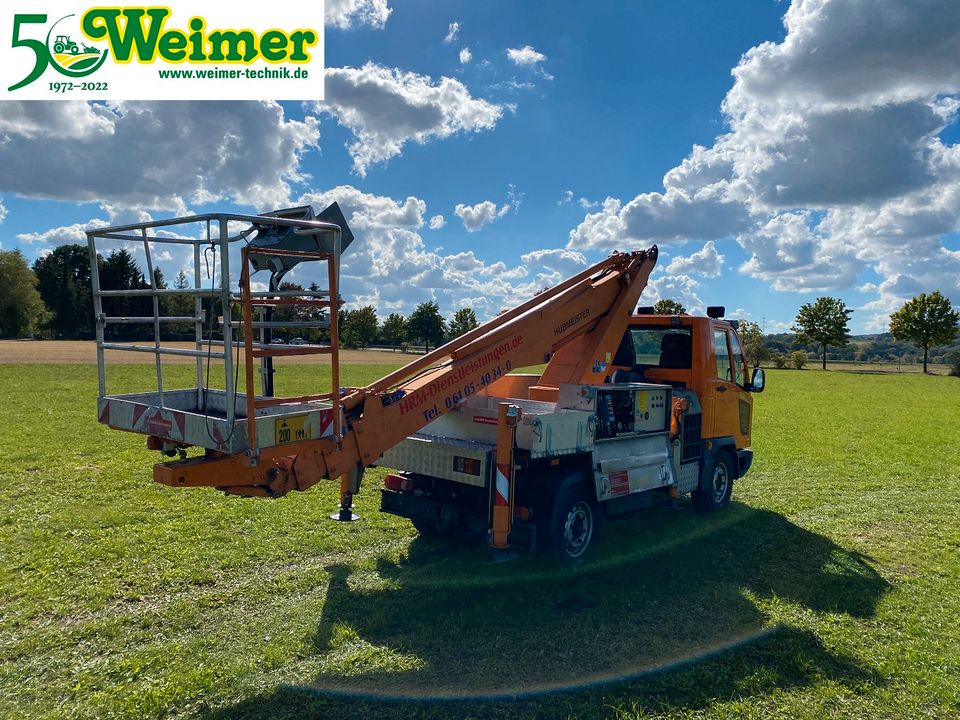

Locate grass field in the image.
[0,340,410,366]
[1,363,959,719]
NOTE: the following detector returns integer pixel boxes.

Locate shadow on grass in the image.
[204,502,888,719]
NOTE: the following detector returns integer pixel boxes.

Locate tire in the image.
[549,481,601,565]
[692,453,733,513]
[53,42,65,53]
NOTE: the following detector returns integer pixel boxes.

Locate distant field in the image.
[0,340,411,365]
[767,359,951,375]
[0,365,958,719]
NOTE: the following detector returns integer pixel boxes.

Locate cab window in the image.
[615,326,692,369]
[728,330,746,386]
[714,330,732,382]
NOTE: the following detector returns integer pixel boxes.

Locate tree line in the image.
[2,244,958,374]
[782,293,958,373]
[337,303,478,351]
[0,244,482,349]
[0,245,222,340]
[655,296,960,375]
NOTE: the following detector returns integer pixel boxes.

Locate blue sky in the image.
[2,0,959,333]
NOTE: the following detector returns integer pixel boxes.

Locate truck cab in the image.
[379,307,766,564]
[610,309,764,484]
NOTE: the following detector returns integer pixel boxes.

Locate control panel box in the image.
[557,383,670,440]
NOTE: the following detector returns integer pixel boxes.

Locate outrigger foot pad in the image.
[331,492,359,521]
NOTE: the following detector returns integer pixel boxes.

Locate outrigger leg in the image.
[331,464,363,521]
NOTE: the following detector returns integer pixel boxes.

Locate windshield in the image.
[615,326,692,369]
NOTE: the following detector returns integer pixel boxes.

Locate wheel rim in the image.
[712,463,729,504]
[562,501,594,559]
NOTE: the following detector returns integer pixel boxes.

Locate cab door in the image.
[710,326,752,448]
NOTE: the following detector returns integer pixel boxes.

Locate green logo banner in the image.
[1,2,325,99]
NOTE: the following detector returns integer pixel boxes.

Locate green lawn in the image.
[1,365,958,719]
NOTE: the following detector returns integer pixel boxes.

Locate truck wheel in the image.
[549,482,601,565]
[692,453,733,512]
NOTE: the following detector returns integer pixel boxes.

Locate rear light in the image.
[384,474,415,492]
[453,456,481,476]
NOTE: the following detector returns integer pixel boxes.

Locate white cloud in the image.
[0,101,318,212]
[578,197,599,210]
[17,219,108,245]
[444,22,460,44]
[429,214,446,230]
[568,181,752,251]
[17,212,203,291]
[454,200,510,232]
[20,185,599,323]
[286,186,586,318]
[727,0,960,113]
[326,0,392,29]
[506,45,546,66]
[568,0,960,324]
[0,198,6,224]
[299,185,425,229]
[737,212,863,292]
[0,101,116,139]
[459,47,472,65]
[764,319,794,334]
[520,248,587,276]
[558,190,573,206]
[665,241,724,277]
[320,63,503,176]
[646,274,705,316]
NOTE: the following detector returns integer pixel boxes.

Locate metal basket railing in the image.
[87,212,344,446]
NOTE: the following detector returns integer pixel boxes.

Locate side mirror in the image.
[749,367,766,393]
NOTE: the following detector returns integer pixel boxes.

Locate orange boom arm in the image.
[154,248,658,498]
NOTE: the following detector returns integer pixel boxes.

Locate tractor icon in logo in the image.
[47,17,106,75]
[52,35,78,55]
[52,34,101,57]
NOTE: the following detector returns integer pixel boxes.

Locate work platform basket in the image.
[87,206,352,456]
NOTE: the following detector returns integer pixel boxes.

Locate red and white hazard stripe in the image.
[495,463,510,506]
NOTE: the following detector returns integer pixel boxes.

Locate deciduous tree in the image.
[653,299,685,315]
[380,312,407,351]
[889,291,960,373]
[737,320,769,367]
[0,250,47,338]
[448,307,479,339]
[792,297,852,370]
[408,301,446,353]
[341,305,378,349]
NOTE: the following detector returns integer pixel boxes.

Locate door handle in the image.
[717,386,727,393]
